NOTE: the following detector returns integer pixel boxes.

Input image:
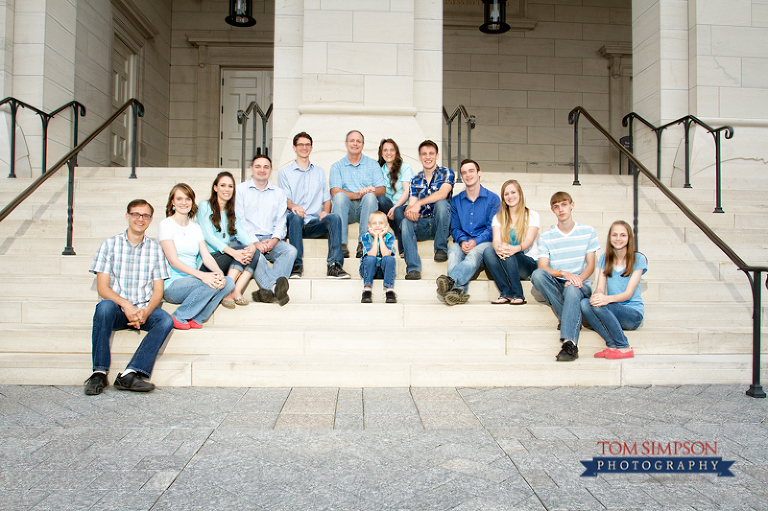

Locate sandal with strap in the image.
[492,297,511,304]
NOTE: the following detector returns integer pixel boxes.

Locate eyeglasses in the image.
[295,143,312,148]
[129,212,152,221]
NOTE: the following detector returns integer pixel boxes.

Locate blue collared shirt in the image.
[278,160,331,224]
[409,166,455,217]
[235,179,288,241]
[329,154,386,192]
[450,185,500,245]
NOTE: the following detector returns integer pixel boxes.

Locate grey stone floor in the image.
[1,384,767,511]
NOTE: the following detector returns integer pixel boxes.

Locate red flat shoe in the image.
[605,348,634,359]
[594,348,615,358]
[172,317,190,330]
[188,320,203,329]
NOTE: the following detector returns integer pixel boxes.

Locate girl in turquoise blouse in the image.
[197,172,259,307]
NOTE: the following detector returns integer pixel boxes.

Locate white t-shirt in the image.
[492,209,540,259]
[158,217,205,287]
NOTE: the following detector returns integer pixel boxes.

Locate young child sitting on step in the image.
[360,211,397,303]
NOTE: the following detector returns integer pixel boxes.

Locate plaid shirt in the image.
[409,166,455,217]
[89,231,170,308]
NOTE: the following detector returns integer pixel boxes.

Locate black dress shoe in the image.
[342,244,350,258]
[84,372,108,396]
[434,249,448,262]
[405,270,421,280]
[274,276,290,306]
[253,289,275,303]
[356,242,364,258]
[114,372,155,392]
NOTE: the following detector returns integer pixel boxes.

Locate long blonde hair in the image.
[497,180,529,245]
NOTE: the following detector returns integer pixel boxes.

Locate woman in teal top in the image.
[197,171,259,307]
[376,138,414,255]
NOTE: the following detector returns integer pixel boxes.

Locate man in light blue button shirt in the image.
[329,130,387,258]
[279,132,350,279]
[235,155,297,306]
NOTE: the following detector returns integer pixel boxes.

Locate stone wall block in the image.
[304,10,353,42]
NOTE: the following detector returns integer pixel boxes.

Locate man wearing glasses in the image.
[84,199,173,395]
[279,132,350,279]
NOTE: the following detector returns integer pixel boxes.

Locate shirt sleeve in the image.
[587,226,600,253]
[384,232,395,251]
[634,253,648,275]
[153,241,171,280]
[473,193,500,245]
[89,239,112,275]
[439,167,455,187]
[450,198,468,244]
[157,218,174,242]
[598,252,606,271]
[370,159,387,187]
[271,188,288,240]
[196,201,229,253]
[538,235,551,260]
[234,214,254,245]
[318,167,332,203]
[361,232,373,254]
[329,161,342,190]
[278,167,292,202]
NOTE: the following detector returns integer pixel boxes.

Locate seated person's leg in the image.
[560,283,591,344]
[531,268,566,317]
[483,245,514,300]
[400,216,422,274]
[331,193,353,246]
[129,308,174,376]
[381,255,396,290]
[265,240,298,279]
[358,193,379,243]
[448,242,491,293]
[91,299,128,374]
[286,211,305,269]
[432,199,451,254]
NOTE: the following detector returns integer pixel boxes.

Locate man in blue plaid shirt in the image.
[84,199,173,396]
[395,140,454,280]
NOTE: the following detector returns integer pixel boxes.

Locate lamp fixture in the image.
[226,0,256,27]
[479,0,511,34]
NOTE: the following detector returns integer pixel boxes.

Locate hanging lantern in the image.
[479,0,511,34]
[226,0,256,27]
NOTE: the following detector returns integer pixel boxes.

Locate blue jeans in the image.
[164,276,235,322]
[331,192,379,244]
[359,254,396,289]
[377,196,402,254]
[252,240,297,289]
[531,268,592,344]
[91,300,173,377]
[398,199,451,273]
[483,245,538,300]
[203,242,258,275]
[580,300,643,349]
[287,212,343,267]
[447,241,491,292]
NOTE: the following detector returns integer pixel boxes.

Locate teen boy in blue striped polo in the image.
[531,191,600,361]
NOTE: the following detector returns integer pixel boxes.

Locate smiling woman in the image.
[158,183,235,329]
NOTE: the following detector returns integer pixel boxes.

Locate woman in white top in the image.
[158,183,234,329]
[482,180,540,305]
[376,138,414,255]
[197,171,258,308]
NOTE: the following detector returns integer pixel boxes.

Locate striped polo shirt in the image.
[538,222,600,284]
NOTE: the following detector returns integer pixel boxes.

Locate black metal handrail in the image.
[0,99,144,255]
[622,112,733,213]
[1,97,87,178]
[443,105,476,179]
[237,101,273,182]
[569,106,766,399]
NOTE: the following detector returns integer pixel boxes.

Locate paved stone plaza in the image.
[1,384,767,510]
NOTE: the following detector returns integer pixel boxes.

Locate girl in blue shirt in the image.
[197,172,259,307]
[580,220,647,359]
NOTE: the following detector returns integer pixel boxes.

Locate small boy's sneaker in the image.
[327,263,351,279]
[385,290,397,303]
[361,290,373,303]
[556,340,579,361]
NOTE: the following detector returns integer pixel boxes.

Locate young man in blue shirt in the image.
[396,140,455,280]
[279,132,350,279]
[437,159,500,305]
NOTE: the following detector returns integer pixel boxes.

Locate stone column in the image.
[600,44,632,174]
[273,0,442,171]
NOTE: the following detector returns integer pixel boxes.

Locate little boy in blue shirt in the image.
[360,211,397,303]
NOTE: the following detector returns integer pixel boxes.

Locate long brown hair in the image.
[378,138,403,194]
[497,180,529,245]
[165,183,198,219]
[603,220,636,278]
[208,172,237,235]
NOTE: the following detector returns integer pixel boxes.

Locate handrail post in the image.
[683,118,692,188]
[633,158,639,250]
[252,106,258,158]
[746,270,766,398]
[71,104,81,168]
[239,111,248,182]
[40,115,51,174]
[62,157,76,255]
[456,115,462,180]
[713,130,724,213]
[129,101,139,179]
[571,109,581,185]
[8,100,19,178]
[655,129,662,180]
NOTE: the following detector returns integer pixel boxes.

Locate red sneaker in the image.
[188,320,203,329]
[594,348,615,358]
[172,317,190,330]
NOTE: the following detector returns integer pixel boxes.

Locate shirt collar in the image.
[247,178,277,191]
[291,160,314,172]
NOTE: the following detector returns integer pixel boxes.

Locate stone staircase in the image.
[0,167,766,387]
